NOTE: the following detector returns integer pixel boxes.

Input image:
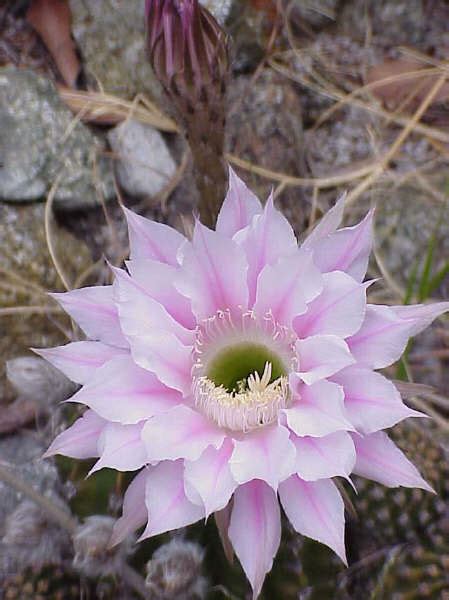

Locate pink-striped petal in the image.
[113,266,194,346]
[332,366,424,434]
[296,334,355,385]
[228,480,281,599]
[301,193,346,250]
[254,250,323,326]
[291,432,356,481]
[311,209,374,281]
[216,166,262,237]
[51,286,127,348]
[349,303,449,369]
[279,475,347,563]
[124,206,185,265]
[126,258,195,329]
[284,377,354,437]
[142,405,225,462]
[391,302,449,335]
[68,355,181,424]
[294,272,368,339]
[140,460,204,539]
[43,409,106,459]
[90,422,147,474]
[125,331,193,396]
[34,341,125,385]
[229,425,296,491]
[184,439,236,518]
[352,431,434,491]
[236,194,297,306]
[176,221,249,320]
[110,469,148,546]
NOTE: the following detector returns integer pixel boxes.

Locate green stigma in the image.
[206,342,287,393]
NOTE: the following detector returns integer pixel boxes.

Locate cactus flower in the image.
[40,169,448,598]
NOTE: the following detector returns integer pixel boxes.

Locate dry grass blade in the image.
[268,57,449,144]
[58,87,178,132]
[345,74,447,207]
[45,175,72,291]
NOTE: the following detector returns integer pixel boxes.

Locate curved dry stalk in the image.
[345,74,447,207]
[312,66,443,131]
[226,153,379,189]
[0,266,49,297]
[268,58,449,144]
[45,175,72,291]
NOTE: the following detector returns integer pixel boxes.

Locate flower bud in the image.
[145,537,207,599]
[146,0,228,110]
[145,0,230,227]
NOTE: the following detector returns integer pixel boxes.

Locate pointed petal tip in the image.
[42,446,55,460]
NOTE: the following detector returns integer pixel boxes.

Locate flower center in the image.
[206,342,286,394]
[192,309,296,431]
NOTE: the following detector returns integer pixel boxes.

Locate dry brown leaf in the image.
[57,86,178,131]
[26,0,80,88]
[366,58,449,112]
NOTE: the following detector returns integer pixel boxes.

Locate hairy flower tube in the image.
[145,0,229,227]
[39,169,448,598]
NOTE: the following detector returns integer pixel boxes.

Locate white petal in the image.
[68,355,182,424]
[51,286,127,348]
[279,475,347,563]
[228,480,281,599]
[301,193,346,250]
[332,366,424,434]
[352,431,434,492]
[294,271,368,339]
[391,302,449,336]
[126,331,193,396]
[254,250,323,326]
[110,469,148,546]
[236,194,297,306]
[126,258,195,329]
[142,405,225,462]
[229,425,296,490]
[311,209,374,281]
[216,166,263,237]
[284,377,354,437]
[292,432,356,481]
[34,341,125,385]
[113,266,194,346]
[90,422,147,474]
[184,438,236,518]
[43,410,106,459]
[140,460,204,539]
[124,206,185,265]
[176,220,249,320]
[296,334,355,385]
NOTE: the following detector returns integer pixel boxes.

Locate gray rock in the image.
[200,0,233,24]
[70,0,164,102]
[108,120,177,198]
[6,357,77,408]
[226,70,306,232]
[339,0,424,46]
[0,68,114,208]
[289,0,340,29]
[0,202,92,400]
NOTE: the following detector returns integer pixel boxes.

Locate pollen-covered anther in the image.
[193,359,290,431]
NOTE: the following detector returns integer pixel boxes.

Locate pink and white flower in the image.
[39,168,448,598]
